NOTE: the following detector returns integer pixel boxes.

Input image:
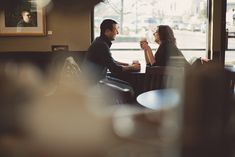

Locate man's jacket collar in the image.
[100,35,112,48]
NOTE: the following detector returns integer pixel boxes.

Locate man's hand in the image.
[131,63,141,71]
[122,63,141,72]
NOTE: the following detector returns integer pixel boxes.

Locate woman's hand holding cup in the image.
[140,37,148,50]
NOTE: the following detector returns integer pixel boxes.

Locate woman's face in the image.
[153,29,160,44]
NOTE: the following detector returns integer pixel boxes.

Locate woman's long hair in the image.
[157,25,176,45]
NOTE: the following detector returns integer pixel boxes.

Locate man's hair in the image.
[100,19,117,36]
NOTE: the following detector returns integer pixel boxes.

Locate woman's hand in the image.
[140,41,149,50]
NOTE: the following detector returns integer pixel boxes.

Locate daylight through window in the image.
[94,0,208,64]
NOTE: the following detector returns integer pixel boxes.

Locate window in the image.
[94,0,208,64]
[225,0,235,66]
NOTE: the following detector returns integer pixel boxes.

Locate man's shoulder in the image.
[90,37,109,49]
[93,37,107,44]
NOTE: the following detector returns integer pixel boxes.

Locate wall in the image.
[0,1,97,52]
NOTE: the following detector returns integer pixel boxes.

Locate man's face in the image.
[22,12,31,23]
[107,24,119,41]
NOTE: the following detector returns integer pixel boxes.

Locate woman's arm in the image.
[140,41,156,65]
[145,46,156,65]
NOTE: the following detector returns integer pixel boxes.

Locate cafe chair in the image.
[143,66,185,92]
[60,56,81,82]
[45,56,82,96]
[99,76,135,104]
[59,57,135,104]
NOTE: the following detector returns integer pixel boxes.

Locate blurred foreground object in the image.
[182,62,235,157]
[0,61,182,157]
[0,62,45,157]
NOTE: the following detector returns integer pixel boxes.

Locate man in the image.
[17,10,35,27]
[83,19,140,84]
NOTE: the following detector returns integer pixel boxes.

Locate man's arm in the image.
[113,58,141,72]
[122,64,141,72]
[115,61,129,66]
[103,46,140,73]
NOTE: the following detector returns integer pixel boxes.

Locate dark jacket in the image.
[82,35,123,84]
[153,42,188,66]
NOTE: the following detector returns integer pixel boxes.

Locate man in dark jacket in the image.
[83,19,140,84]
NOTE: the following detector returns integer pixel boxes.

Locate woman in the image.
[140,25,188,66]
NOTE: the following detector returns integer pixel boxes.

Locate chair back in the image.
[60,56,81,81]
[144,66,185,92]
[99,76,135,104]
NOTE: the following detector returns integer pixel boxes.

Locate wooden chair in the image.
[143,66,185,92]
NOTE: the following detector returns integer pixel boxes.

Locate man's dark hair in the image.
[100,19,117,36]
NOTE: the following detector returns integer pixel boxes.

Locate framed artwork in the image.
[0,0,45,36]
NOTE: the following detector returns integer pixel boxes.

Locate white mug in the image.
[132,60,140,64]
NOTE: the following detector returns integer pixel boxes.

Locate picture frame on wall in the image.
[0,0,45,36]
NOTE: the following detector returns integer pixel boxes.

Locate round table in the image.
[137,89,180,110]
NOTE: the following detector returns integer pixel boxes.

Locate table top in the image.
[137,89,180,110]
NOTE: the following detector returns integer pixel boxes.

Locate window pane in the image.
[94,0,207,63]
[225,0,235,66]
